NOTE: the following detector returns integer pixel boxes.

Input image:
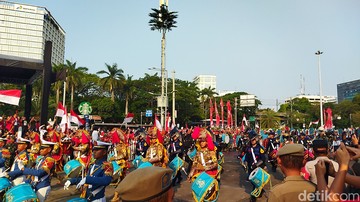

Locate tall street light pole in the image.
[172,70,176,125]
[315,50,324,127]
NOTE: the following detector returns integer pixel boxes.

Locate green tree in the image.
[122,75,136,116]
[64,60,88,111]
[52,63,65,105]
[97,63,125,103]
[259,109,281,129]
[199,86,218,118]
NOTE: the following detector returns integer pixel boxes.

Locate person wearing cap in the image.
[64,141,113,201]
[297,132,310,149]
[316,126,327,140]
[4,136,31,185]
[168,127,183,185]
[111,166,174,202]
[268,144,316,202]
[264,130,280,172]
[0,137,8,172]
[244,130,266,202]
[281,132,293,147]
[21,140,55,202]
[109,128,130,182]
[305,139,339,186]
[145,127,169,168]
[135,130,148,158]
[188,127,218,181]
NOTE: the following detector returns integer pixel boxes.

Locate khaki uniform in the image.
[268,176,316,202]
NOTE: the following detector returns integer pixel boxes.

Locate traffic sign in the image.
[145,110,153,117]
[78,102,92,115]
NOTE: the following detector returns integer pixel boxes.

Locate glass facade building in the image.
[337,79,360,103]
[0,1,65,65]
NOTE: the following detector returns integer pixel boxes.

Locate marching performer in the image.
[145,127,169,168]
[188,127,218,181]
[109,128,130,181]
[72,130,92,167]
[21,138,56,201]
[4,132,31,185]
[264,131,279,172]
[244,130,266,202]
[168,127,183,185]
[64,141,113,202]
[135,129,148,158]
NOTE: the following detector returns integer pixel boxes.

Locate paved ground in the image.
[47,151,285,201]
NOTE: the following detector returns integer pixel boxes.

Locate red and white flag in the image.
[55,102,66,117]
[123,113,134,124]
[226,100,232,128]
[309,120,319,127]
[60,108,70,133]
[154,116,163,132]
[70,110,85,126]
[0,89,21,106]
[165,114,171,132]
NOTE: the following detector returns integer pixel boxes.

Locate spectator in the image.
[305,139,339,186]
[112,166,174,202]
[268,144,316,202]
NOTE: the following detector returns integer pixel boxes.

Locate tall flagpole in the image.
[315,50,324,127]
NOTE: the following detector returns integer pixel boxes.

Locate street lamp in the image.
[315,50,324,127]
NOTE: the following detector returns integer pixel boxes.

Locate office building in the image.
[193,75,216,91]
[0,1,65,65]
[285,94,337,104]
[337,79,360,103]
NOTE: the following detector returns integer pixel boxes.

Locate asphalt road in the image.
[46,151,285,202]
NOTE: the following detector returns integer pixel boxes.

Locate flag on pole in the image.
[226,100,232,128]
[165,114,171,132]
[60,107,70,133]
[209,99,214,127]
[220,98,224,128]
[0,89,21,106]
[55,102,66,117]
[70,110,85,126]
[154,116,163,132]
[123,113,134,124]
[324,108,333,130]
[214,99,220,127]
[308,120,319,127]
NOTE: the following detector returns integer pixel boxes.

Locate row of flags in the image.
[209,98,238,129]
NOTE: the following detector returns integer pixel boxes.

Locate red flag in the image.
[55,102,66,117]
[209,99,214,127]
[214,99,220,127]
[0,89,21,106]
[154,116,163,132]
[70,110,85,126]
[324,108,333,130]
[123,113,134,123]
[226,100,232,128]
[220,98,224,128]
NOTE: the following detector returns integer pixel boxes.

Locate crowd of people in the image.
[0,111,360,201]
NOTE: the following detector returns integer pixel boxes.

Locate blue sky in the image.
[18,0,360,109]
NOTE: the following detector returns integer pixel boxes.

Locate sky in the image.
[16,0,360,109]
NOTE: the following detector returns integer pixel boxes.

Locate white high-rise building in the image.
[193,75,216,91]
[0,1,65,65]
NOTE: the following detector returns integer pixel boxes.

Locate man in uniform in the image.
[21,139,56,202]
[268,144,316,202]
[4,135,31,185]
[145,127,169,168]
[135,129,148,158]
[113,166,174,202]
[265,131,280,172]
[168,127,183,185]
[64,141,113,202]
[244,130,266,201]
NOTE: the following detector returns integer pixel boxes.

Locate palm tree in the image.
[259,109,281,129]
[149,3,177,125]
[122,75,136,116]
[97,63,125,103]
[199,86,218,117]
[63,60,88,111]
[52,63,65,105]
